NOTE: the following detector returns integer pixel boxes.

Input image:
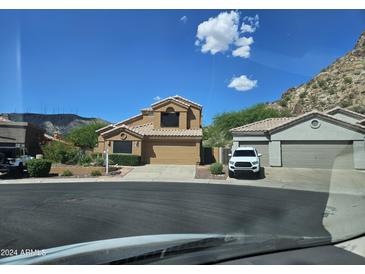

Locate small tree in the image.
[66,122,108,150]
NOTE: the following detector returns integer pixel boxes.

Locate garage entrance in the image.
[239,141,269,166]
[281,141,354,169]
[143,140,199,164]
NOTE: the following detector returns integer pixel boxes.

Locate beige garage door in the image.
[238,141,269,166]
[144,140,199,164]
[282,141,354,169]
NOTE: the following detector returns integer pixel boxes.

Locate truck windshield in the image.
[233,150,256,157]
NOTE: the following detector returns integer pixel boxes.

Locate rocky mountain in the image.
[272,30,365,115]
[0,113,109,136]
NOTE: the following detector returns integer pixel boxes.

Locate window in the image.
[113,141,132,153]
[233,150,256,157]
[161,107,180,127]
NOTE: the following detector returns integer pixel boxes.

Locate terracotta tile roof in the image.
[325,106,365,119]
[151,96,190,109]
[172,95,203,108]
[230,117,295,133]
[131,123,203,137]
[231,110,365,134]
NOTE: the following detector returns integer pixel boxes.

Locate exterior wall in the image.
[331,113,361,124]
[269,141,282,167]
[187,106,201,129]
[271,117,365,141]
[353,140,365,169]
[126,114,154,127]
[142,138,201,164]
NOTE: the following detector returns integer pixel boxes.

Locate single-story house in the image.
[95,95,203,165]
[0,118,45,157]
[230,107,365,170]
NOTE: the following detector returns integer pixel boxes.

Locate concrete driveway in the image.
[227,167,365,194]
[122,164,196,181]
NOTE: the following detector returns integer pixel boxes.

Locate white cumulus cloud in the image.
[195,11,259,59]
[180,15,188,24]
[240,15,259,33]
[153,96,161,101]
[232,36,254,58]
[228,75,257,91]
[195,11,239,55]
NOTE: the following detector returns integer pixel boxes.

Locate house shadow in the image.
[234,167,266,180]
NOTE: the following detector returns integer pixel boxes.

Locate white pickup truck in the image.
[228,147,262,178]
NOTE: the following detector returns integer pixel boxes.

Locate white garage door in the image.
[281,141,354,169]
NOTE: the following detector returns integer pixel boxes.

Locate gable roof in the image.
[172,95,202,109]
[231,111,365,135]
[325,107,365,120]
[230,117,295,133]
[151,96,190,110]
[101,122,202,138]
[101,124,144,139]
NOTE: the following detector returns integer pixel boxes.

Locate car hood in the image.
[0,233,331,265]
[230,156,258,162]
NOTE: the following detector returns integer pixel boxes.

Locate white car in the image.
[228,147,262,178]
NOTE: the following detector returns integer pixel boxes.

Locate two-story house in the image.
[95,95,203,164]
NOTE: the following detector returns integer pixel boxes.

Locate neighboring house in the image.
[95,95,203,165]
[230,107,365,170]
[0,119,45,157]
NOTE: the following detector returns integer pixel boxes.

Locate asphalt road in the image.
[0,182,332,253]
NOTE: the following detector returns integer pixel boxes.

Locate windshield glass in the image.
[0,7,365,266]
[233,150,256,157]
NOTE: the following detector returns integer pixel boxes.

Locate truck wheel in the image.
[228,170,235,178]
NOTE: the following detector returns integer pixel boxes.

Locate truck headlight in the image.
[252,161,259,165]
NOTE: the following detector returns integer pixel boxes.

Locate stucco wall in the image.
[271,117,364,141]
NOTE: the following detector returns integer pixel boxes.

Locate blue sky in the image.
[0,10,364,125]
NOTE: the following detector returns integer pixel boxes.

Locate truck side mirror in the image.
[228,153,232,157]
[258,153,262,157]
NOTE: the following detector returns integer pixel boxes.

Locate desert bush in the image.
[210,162,223,175]
[27,159,52,177]
[91,170,102,177]
[94,156,104,166]
[78,154,93,166]
[109,154,141,166]
[42,141,80,164]
[299,91,307,98]
[344,77,353,84]
[62,169,73,176]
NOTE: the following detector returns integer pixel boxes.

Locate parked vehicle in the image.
[228,147,262,178]
[0,147,32,175]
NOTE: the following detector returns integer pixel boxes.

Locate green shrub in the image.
[340,100,352,108]
[94,156,104,166]
[91,170,102,176]
[27,159,52,177]
[344,77,353,84]
[42,141,80,164]
[299,91,307,98]
[109,154,141,166]
[210,162,223,175]
[317,80,326,88]
[78,154,92,166]
[66,122,108,150]
[62,169,73,176]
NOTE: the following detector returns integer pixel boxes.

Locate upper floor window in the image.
[161,107,179,127]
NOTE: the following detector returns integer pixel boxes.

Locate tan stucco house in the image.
[95,95,203,164]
